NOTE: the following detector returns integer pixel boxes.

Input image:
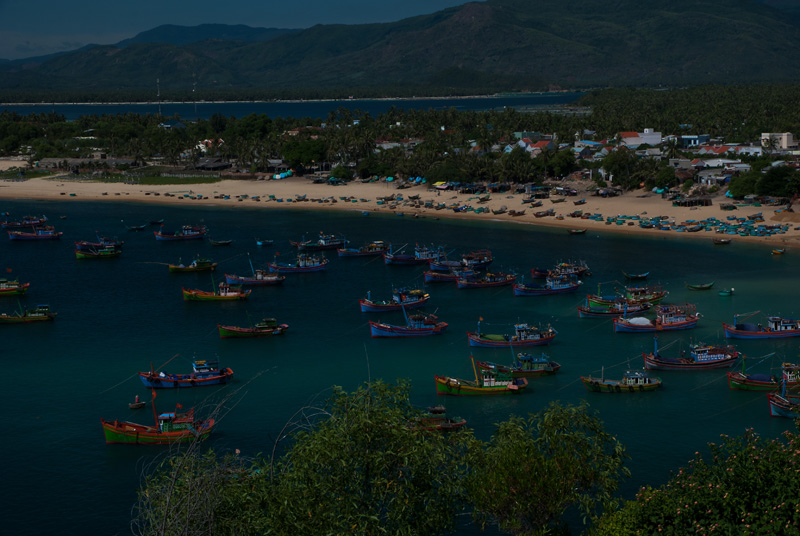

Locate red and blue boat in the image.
[291,232,348,251]
[456,272,516,289]
[369,311,448,337]
[727,362,800,391]
[101,395,215,445]
[467,320,557,347]
[75,234,123,251]
[268,253,329,273]
[1,215,48,229]
[154,225,207,241]
[8,226,62,240]
[722,314,800,339]
[613,303,699,333]
[359,288,430,312]
[643,337,739,370]
[138,359,233,388]
[476,352,561,377]
[768,380,800,418]
[513,274,581,296]
[383,244,439,265]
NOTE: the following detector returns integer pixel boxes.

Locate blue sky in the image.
[0,0,468,60]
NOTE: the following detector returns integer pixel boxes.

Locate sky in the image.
[0,0,469,60]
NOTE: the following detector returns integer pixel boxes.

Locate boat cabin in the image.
[621,370,654,386]
[767,317,800,331]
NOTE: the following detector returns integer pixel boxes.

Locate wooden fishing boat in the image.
[428,249,493,271]
[476,352,561,378]
[435,362,529,396]
[74,235,123,252]
[338,240,389,257]
[0,279,30,296]
[513,274,581,296]
[218,318,289,338]
[613,303,699,333]
[686,281,714,290]
[768,380,800,418]
[126,224,147,231]
[149,219,164,225]
[382,244,439,265]
[568,228,587,234]
[153,225,207,241]
[467,321,557,348]
[1,215,48,229]
[622,271,650,280]
[208,238,232,246]
[101,398,215,445]
[723,314,800,339]
[456,272,516,289]
[423,268,474,283]
[182,282,251,301]
[369,311,448,337]
[75,246,122,259]
[138,359,234,389]
[8,227,62,240]
[268,253,329,273]
[727,362,800,391]
[577,299,651,318]
[581,369,662,393]
[128,399,146,410]
[413,406,467,431]
[359,288,430,312]
[224,270,285,286]
[291,232,348,251]
[550,260,591,278]
[643,337,739,370]
[712,238,732,245]
[168,257,218,272]
[0,304,56,323]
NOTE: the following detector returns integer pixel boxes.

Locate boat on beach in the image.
[476,352,561,377]
[722,313,800,339]
[182,282,251,301]
[643,337,739,370]
[369,310,448,337]
[0,304,57,323]
[359,288,430,312]
[581,368,662,393]
[467,320,557,347]
[613,303,699,333]
[101,396,215,445]
[217,318,289,338]
[138,359,234,388]
[154,225,207,241]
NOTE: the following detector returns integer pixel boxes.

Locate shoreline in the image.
[0,173,797,248]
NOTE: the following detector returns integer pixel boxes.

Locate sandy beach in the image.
[0,161,797,248]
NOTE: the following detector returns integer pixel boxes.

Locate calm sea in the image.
[2,199,797,535]
[0,93,583,121]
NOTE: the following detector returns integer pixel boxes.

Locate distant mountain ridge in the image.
[3,0,800,98]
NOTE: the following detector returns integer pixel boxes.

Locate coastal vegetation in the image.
[133,381,628,536]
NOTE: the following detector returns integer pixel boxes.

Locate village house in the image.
[761,132,798,151]
[618,128,662,148]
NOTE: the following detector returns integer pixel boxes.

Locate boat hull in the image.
[723,323,800,339]
[727,372,781,391]
[369,321,447,337]
[100,418,214,444]
[217,323,289,338]
[268,260,328,273]
[643,353,737,370]
[182,288,250,301]
[613,317,698,332]
[434,375,528,396]
[224,273,285,285]
[476,359,561,378]
[359,296,429,312]
[466,331,556,347]
[768,394,800,418]
[581,376,662,392]
[138,368,234,388]
[513,282,581,295]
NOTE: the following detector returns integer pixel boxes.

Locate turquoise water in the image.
[2,199,798,535]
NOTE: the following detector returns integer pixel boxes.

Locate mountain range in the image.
[2,0,800,99]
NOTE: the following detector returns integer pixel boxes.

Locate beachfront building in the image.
[618,128,662,148]
[761,132,798,152]
[678,134,710,148]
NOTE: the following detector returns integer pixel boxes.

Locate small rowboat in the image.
[128,401,146,410]
[208,238,232,246]
[685,281,714,290]
[622,271,649,280]
[712,238,731,245]
[772,248,786,255]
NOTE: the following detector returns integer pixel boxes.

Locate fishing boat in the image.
[428,249,493,271]
[423,268,474,283]
[8,226,62,240]
[768,380,800,418]
[126,224,147,231]
[129,396,146,409]
[153,225,208,241]
[182,282,251,301]
[208,238,232,246]
[577,299,651,318]
[74,235,123,252]
[224,270,285,286]
[100,396,215,445]
[369,310,448,337]
[168,257,218,273]
[643,337,739,370]
[0,279,30,296]
[718,288,734,297]
[727,362,800,391]
[268,253,329,273]
[434,357,529,396]
[712,238,732,245]
[513,274,581,296]
[337,240,389,257]
[1,215,48,229]
[772,248,786,255]
[255,239,273,247]
[581,369,662,393]
[75,246,122,259]
[568,228,587,234]
[413,406,467,431]
[382,244,439,265]
[613,303,699,333]
[622,271,650,280]
[291,232,348,251]
[476,352,561,377]
[217,318,289,338]
[138,359,234,388]
[359,288,430,312]
[686,281,714,290]
[456,272,516,289]
[467,320,557,348]
[550,260,591,278]
[0,304,57,323]
[723,314,800,339]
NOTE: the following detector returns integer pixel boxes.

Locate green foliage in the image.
[330,164,354,180]
[281,138,326,168]
[728,171,759,198]
[594,427,800,536]
[756,165,800,197]
[468,401,630,535]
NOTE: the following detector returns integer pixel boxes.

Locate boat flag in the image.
[176,403,183,409]
[5,268,11,273]
[151,389,157,400]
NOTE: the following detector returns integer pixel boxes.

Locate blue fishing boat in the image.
[268,253,329,273]
[8,226,62,240]
[643,337,739,370]
[513,274,581,296]
[456,272,516,289]
[768,379,800,418]
[359,288,430,312]
[138,359,233,388]
[476,352,561,377]
[383,244,439,265]
[369,310,448,337]
[723,314,800,339]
